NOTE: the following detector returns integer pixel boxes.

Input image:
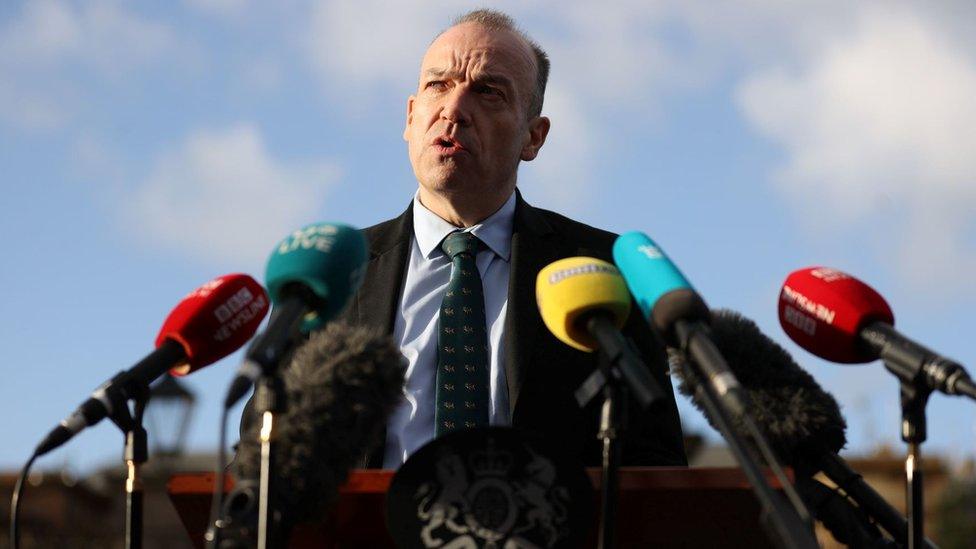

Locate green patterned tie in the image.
[435,231,490,436]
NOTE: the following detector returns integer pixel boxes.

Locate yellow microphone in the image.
[536,257,631,351]
[536,257,661,408]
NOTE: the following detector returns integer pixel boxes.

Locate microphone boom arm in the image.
[674,320,819,549]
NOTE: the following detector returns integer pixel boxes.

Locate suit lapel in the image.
[504,193,560,417]
[356,204,413,333]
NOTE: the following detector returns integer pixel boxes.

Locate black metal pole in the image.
[122,396,148,549]
[895,358,931,549]
[897,372,930,549]
[125,457,144,549]
[597,379,624,549]
[254,374,284,549]
[258,411,275,549]
[906,443,924,549]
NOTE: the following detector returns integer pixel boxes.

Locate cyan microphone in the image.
[779,267,976,401]
[224,222,368,409]
[535,256,663,409]
[36,274,269,457]
[219,322,405,546]
[612,232,748,416]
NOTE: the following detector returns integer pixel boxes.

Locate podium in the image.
[168,468,784,548]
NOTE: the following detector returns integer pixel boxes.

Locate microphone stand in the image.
[253,374,285,549]
[246,298,307,549]
[107,383,150,549]
[859,322,944,549]
[894,362,931,549]
[573,315,661,549]
[595,352,626,549]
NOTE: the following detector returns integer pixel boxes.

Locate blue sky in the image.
[2,0,974,475]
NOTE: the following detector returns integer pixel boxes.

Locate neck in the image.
[418,187,514,228]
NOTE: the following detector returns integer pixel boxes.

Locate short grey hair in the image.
[446,9,549,118]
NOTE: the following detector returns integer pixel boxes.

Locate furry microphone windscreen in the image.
[671,309,847,468]
[235,321,406,523]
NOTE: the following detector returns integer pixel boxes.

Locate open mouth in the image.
[434,136,466,155]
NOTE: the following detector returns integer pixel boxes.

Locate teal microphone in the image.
[265,222,368,331]
[225,222,367,408]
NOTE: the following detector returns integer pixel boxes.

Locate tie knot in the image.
[440,231,482,259]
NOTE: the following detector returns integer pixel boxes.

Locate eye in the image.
[425,80,447,91]
[475,84,504,98]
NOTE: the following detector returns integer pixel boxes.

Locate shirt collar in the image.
[413,190,516,262]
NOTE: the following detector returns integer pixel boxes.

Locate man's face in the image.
[404,22,549,201]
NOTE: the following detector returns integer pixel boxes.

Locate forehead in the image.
[420,22,536,82]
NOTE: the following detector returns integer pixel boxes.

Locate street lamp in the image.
[146,376,196,460]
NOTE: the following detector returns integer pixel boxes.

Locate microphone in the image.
[535,256,663,408]
[672,310,845,464]
[612,232,748,416]
[224,222,368,408]
[672,309,846,466]
[674,309,933,548]
[220,322,406,545]
[779,267,976,401]
[613,233,821,548]
[35,273,269,457]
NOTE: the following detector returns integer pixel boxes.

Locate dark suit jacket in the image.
[346,191,686,468]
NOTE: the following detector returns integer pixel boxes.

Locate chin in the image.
[419,170,468,194]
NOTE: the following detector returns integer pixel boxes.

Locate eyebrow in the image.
[423,68,514,89]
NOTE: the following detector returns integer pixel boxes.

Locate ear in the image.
[403,95,416,142]
[520,116,550,161]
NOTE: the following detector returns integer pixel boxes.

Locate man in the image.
[345,9,686,469]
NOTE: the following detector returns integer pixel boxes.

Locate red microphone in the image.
[779,267,976,400]
[35,273,270,457]
[157,274,270,375]
[778,267,893,364]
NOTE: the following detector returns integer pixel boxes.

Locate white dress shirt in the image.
[382,191,515,468]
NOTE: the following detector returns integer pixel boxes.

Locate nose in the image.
[439,87,472,126]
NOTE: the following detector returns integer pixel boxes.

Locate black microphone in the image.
[218,322,406,546]
[672,310,846,466]
[674,310,934,548]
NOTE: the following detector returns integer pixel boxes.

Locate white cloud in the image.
[0,0,176,72]
[736,5,976,294]
[127,124,341,264]
[0,0,180,132]
[305,0,448,91]
[0,0,82,63]
[539,2,703,107]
